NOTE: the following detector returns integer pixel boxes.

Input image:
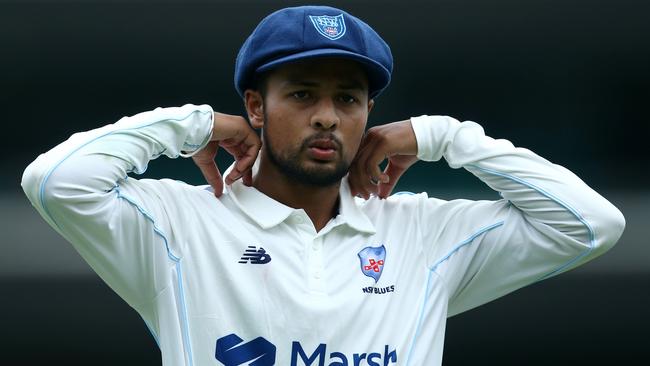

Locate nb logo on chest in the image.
[238,246,272,264]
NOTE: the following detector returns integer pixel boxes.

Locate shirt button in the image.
[313,271,321,279]
[292,215,304,224]
[312,243,319,251]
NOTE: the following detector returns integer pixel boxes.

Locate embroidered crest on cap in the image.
[309,14,346,40]
[358,245,386,283]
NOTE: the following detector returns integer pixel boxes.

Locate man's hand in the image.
[348,120,419,199]
[192,112,261,197]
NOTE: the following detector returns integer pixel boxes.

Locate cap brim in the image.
[255,48,391,98]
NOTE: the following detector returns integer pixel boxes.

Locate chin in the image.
[291,161,348,187]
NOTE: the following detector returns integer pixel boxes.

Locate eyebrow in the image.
[284,78,366,91]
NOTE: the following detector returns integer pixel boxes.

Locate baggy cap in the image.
[234,5,393,98]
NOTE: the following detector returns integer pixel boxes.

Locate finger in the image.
[348,150,374,199]
[243,169,253,187]
[378,160,407,199]
[361,142,389,196]
[352,136,381,196]
[347,171,367,199]
[192,142,225,196]
[225,135,261,184]
[366,150,388,184]
[236,135,261,175]
[197,158,224,197]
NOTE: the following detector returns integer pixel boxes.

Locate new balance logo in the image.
[216,334,276,366]
[238,246,272,264]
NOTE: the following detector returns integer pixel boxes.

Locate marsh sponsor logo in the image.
[215,334,276,365]
[214,334,397,366]
[291,342,397,366]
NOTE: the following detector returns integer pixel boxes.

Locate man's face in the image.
[257,58,373,186]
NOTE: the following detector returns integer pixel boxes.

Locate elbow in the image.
[21,154,90,210]
[591,203,626,254]
[21,157,47,206]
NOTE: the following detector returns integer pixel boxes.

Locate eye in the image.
[339,94,358,104]
[292,91,310,100]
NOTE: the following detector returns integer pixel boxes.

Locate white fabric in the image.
[22,105,625,366]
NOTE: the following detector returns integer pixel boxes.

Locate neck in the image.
[252,155,341,232]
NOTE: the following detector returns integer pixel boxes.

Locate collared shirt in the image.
[22,105,625,366]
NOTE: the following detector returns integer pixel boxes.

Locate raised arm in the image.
[349,115,625,315]
[21,105,260,307]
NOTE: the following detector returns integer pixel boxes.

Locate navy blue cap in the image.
[235,5,393,99]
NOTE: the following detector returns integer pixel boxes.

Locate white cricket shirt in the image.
[22,105,625,366]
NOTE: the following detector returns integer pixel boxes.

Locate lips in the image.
[308,139,337,150]
[306,137,339,161]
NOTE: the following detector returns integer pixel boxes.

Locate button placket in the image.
[307,236,325,292]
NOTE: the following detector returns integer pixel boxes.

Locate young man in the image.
[22,5,624,366]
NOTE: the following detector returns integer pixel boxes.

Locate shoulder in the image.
[357,191,440,219]
[126,177,208,196]
[118,177,220,212]
[358,190,505,221]
[358,191,440,208]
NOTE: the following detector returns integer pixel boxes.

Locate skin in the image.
[192,58,419,231]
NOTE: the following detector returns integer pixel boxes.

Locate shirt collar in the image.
[226,179,294,229]
[225,176,376,234]
[337,178,376,234]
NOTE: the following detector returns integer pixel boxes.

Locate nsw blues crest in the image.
[358,245,386,283]
[309,14,347,40]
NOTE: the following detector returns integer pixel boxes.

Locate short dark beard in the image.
[262,115,350,187]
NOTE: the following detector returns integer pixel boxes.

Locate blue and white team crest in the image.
[358,245,386,283]
[309,14,347,40]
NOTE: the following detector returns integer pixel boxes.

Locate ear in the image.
[244,89,265,129]
[367,99,375,114]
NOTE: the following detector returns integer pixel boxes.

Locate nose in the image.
[310,98,340,130]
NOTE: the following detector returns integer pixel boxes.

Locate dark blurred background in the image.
[1,0,648,365]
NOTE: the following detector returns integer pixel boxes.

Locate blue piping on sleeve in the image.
[176,262,195,366]
[406,221,504,365]
[114,186,180,262]
[468,165,596,281]
[114,187,194,366]
[429,221,505,272]
[34,109,209,366]
[404,269,434,366]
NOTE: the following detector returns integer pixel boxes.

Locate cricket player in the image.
[22,5,625,366]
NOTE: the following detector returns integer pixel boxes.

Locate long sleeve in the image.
[21,104,213,307]
[409,115,625,316]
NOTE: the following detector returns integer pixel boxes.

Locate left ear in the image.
[244,89,265,129]
[367,99,375,114]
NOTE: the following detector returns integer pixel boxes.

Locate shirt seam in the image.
[114,184,194,366]
[467,164,596,281]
